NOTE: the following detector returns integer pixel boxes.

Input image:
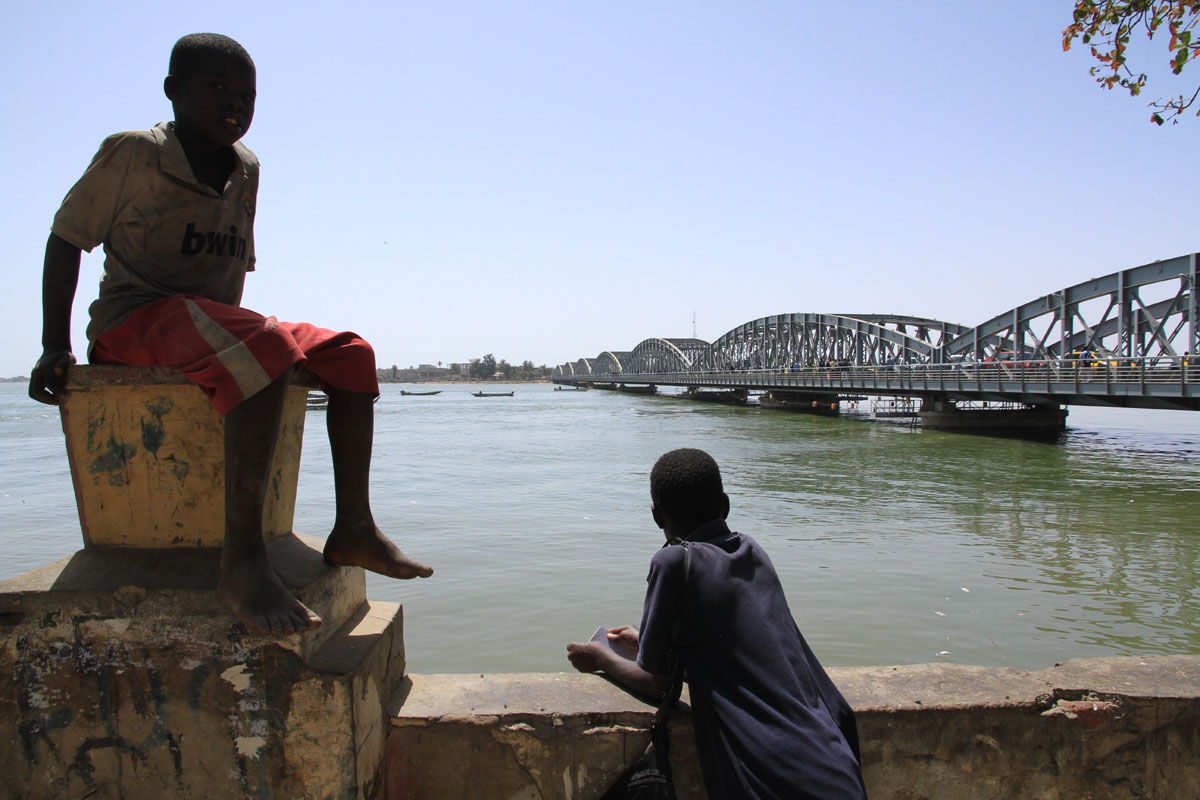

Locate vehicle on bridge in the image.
[984,350,1036,368]
[1066,349,1119,369]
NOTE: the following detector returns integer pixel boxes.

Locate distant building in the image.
[377,363,456,383]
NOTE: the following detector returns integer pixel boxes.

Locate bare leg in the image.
[321,389,433,578]
[219,371,322,634]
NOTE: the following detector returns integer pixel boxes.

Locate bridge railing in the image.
[581,356,1200,390]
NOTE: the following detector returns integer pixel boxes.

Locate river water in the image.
[2,382,1197,674]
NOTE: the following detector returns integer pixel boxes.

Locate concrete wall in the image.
[0,536,404,800]
[386,656,1200,800]
[56,365,314,548]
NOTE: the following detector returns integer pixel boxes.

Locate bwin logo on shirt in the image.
[180,223,249,261]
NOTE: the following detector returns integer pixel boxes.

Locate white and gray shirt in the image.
[52,121,259,343]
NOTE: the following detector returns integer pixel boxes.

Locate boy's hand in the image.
[566,641,610,673]
[607,625,640,655]
[568,638,661,698]
[29,349,76,405]
[34,233,84,405]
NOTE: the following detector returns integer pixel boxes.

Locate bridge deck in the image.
[558,361,1200,411]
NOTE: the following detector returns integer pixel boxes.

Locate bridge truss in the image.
[944,253,1198,366]
[553,254,1198,410]
[592,351,630,375]
[693,314,971,371]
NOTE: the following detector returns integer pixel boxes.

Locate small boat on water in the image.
[400,390,442,396]
[553,386,589,391]
[472,391,514,397]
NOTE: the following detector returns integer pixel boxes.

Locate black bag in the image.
[599,739,673,800]
[601,656,681,800]
[602,541,689,800]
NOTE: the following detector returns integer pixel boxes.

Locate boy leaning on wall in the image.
[568,448,867,799]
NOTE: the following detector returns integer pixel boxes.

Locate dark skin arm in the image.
[566,625,665,699]
[29,233,83,405]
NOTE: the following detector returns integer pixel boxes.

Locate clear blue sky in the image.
[2,1,1196,377]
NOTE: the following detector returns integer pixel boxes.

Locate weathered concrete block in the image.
[58,364,314,548]
[839,658,1200,799]
[0,534,405,800]
[385,658,1200,800]
[386,673,707,800]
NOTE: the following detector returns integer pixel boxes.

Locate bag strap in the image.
[654,539,689,723]
[665,537,690,649]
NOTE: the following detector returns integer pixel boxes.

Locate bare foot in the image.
[323,524,434,579]
[218,552,323,634]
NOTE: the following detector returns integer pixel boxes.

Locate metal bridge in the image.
[553,253,1199,413]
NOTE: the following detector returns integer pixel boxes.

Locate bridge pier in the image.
[919,399,1067,436]
[758,390,840,416]
[682,386,748,405]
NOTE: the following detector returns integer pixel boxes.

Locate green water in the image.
[2,383,1197,673]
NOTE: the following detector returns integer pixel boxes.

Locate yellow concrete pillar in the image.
[58,365,313,547]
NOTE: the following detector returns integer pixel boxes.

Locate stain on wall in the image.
[140,397,175,459]
[88,436,137,487]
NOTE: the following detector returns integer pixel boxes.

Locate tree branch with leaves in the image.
[1064,0,1200,124]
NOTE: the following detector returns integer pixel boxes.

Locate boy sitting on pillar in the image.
[29,32,432,635]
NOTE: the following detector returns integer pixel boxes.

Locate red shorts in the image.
[90,295,379,415]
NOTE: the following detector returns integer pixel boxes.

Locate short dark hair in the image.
[169,33,254,79]
[650,448,725,523]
